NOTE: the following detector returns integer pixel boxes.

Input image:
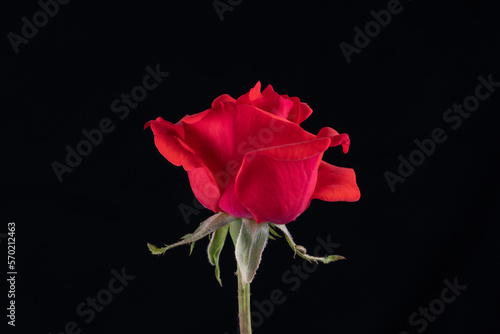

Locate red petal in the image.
[285,96,313,124]
[237,83,294,120]
[312,161,360,202]
[178,109,210,125]
[261,84,276,96]
[317,126,339,137]
[252,93,294,119]
[235,82,263,105]
[147,117,202,170]
[147,116,221,212]
[235,138,331,225]
[318,127,350,153]
[188,167,221,212]
[217,178,253,219]
[211,94,235,108]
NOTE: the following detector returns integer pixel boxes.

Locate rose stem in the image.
[237,266,252,334]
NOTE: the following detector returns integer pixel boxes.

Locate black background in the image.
[2,0,499,333]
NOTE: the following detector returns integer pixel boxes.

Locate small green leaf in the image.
[147,212,236,256]
[235,219,269,284]
[147,242,168,255]
[272,224,346,264]
[323,254,346,263]
[189,241,195,256]
[207,225,230,286]
[181,233,193,240]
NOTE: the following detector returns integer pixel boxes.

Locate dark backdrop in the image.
[2,1,499,333]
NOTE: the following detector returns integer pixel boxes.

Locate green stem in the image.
[237,266,252,334]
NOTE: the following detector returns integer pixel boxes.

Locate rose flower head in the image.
[145,82,360,225]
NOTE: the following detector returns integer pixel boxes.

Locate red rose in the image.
[145,82,360,225]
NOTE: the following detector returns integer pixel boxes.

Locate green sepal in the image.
[234,219,269,285]
[269,225,282,239]
[147,212,236,256]
[229,218,242,246]
[207,224,230,286]
[272,224,346,264]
